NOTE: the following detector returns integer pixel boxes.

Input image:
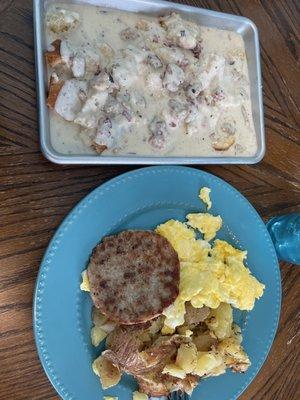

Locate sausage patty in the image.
[87,230,180,325]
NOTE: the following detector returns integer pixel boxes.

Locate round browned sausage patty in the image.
[87,230,180,325]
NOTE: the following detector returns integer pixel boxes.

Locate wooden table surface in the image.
[0,0,299,399]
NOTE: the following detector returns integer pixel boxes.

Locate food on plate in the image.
[81,188,265,396]
[92,354,121,389]
[133,391,148,400]
[45,4,258,157]
[90,307,116,347]
[199,187,212,210]
[155,219,210,263]
[87,230,180,324]
[80,269,90,291]
[186,212,222,241]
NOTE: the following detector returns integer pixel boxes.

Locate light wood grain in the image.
[0,0,299,399]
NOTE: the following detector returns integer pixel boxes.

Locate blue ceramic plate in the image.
[33,166,281,400]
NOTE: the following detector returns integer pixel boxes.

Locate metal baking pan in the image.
[33,0,265,165]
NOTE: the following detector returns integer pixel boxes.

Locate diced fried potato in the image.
[176,343,198,373]
[139,331,152,343]
[232,323,243,344]
[101,321,117,334]
[92,355,121,389]
[184,303,210,327]
[208,363,227,377]
[91,326,107,347]
[133,391,148,400]
[162,363,186,379]
[192,330,217,351]
[194,351,225,377]
[205,303,233,340]
[148,316,164,336]
[91,308,117,346]
[80,270,90,291]
[92,307,107,326]
[93,309,117,333]
[217,337,250,373]
[161,325,175,335]
[177,326,193,337]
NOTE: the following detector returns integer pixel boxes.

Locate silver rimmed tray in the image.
[34,0,265,164]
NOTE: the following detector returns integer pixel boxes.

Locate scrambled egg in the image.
[156,219,210,262]
[211,239,247,262]
[155,193,265,332]
[104,397,118,400]
[199,187,212,210]
[187,212,222,241]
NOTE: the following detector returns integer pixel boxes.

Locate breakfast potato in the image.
[205,303,233,340]
[92,307,107,327]
[148,316,164,336]
[192,330,217,351]
[176,342,198,373]
[176,326,193,337]
[161,325,175,335]
[91,326,107,347]
[162,363,186,379]
[80,270,90,291]
[184,302,210,327]
[91,308,117,346]
[139,331,152,343]
[133,391,148,400]
[162,297,186,331]
[92,355,121,389]
[217,337,250,372]
[194,351,225,377]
